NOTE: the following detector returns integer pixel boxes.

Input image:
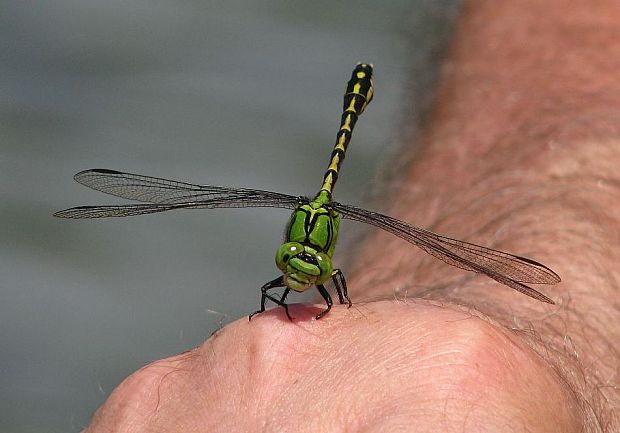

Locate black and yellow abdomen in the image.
[319,63,374,196]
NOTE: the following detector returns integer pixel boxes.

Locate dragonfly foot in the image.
[315,284,333,320]
[315,305,331,320]
[248,306,294,321]
[248,310,263,321]
[282,304,294,321]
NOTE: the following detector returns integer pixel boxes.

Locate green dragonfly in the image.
[55,63,560,320]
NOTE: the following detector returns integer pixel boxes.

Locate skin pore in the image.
[85,1,620,432]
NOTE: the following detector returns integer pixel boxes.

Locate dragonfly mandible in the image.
[55,64,561,320]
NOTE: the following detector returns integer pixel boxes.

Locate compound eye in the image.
[275,242,304,271]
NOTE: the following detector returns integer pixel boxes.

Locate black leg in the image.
[332,269,352,308]
[279,288,291,303]
[249,276,293,321]
[276,288,293,320]
[315,284,333,320]
[332,271,345,304]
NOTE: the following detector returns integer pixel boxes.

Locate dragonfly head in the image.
[275,242,332,292]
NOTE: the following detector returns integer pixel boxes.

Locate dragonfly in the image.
[55,63,560,320]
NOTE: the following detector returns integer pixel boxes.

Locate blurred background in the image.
[1,1,459,431]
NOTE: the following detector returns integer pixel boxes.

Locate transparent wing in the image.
[54,204,180,218]
[54,169,300,219]
[332,202,560,303]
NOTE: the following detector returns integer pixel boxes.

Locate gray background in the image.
[1,1,459,431]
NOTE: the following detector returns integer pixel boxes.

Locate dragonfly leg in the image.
[277,288,293,320]
[279,288,291,303]
[332,269,352,308]
[315,285,333,320]
[249,276,293,321]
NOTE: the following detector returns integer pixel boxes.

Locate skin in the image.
[85,0,620,431]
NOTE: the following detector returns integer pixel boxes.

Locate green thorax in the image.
[285,190,340,258]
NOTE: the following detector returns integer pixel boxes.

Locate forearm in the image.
[351,0,620,428]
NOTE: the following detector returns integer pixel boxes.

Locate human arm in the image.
[85,1,620,431]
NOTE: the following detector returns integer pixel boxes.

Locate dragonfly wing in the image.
[54,204,178,218]
[73,169,299,205]
[332,202,560,303]
[73,169,217,203]
[55,170,300,219]
[54,196,300,219]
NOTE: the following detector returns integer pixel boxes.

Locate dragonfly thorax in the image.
[275,199,341,291]
[284,198,340,255]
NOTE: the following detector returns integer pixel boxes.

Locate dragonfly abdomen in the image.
[320,63,374,196]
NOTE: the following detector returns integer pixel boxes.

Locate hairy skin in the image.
[85,0,620,431]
